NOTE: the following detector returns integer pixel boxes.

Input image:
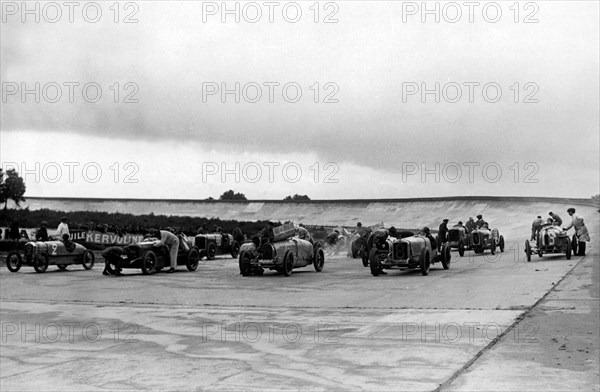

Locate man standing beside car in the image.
[151,229,179,273]
[56,217,70,240]
[438,219,449,246]
[564,208,589,256]
[531,216,544,241]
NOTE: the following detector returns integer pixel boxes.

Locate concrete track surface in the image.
[1,198,598,391]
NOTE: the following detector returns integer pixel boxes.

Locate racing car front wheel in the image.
[141,250,158,274]
[187,248,200,271]
[565,238,572,260]
[33,254,49,273]
[458,242,465,257]
[361,247,369,267]
[441,244,451,270]
[282,251,294,276]
[420,248,431,276]
[571,235,578,256]
[490,239,496,256]
[239,251,252,276]
[369,248,381,276]
[207,243,217,260]
[525,240,532,262]
[81,251,95,270]
[499,236,505,252]
[313,248,325,272]
[6,251,22,272]
[231,241,240,259]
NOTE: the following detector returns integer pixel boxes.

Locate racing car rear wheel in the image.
[283,251,294,276]
[186,248,200,271]
[458,242,465,257]
[141,250,158,274]
[207,243,217,260]
[420,248,431,276]
[313,248,325,272]
[571,235,578,256]
[239,251,252,276]
[525,240,532,262]
[499,236,505,252]
[361,247,369,267]
[57,264,68,271]
[369,248,381,276]
[231,241,240,258]
[565,238,572,260]
[441,243,451,270]
[6,251,22,272]
[490,239,496,255]
[81,251,95,270]
[33,254,49,273]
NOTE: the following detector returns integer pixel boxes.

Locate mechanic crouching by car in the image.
[369,226,400,275]
[150,228,179,273]
[564,208,590,256]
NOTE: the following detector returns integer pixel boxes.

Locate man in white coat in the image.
[56,217,70,240]
[151,229,180,273]
[563,208,590,256]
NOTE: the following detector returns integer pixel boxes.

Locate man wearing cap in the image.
[475,215,487,230]
[56,217,70,240]
[564,208,590,256]
[438,219,449,247]
[36,221,49,242]
[549,212,562,226]
[531,216,544,241]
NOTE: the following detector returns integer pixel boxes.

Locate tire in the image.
[282,251,294,276]
[81,250,95,270]
[565,237,572,260]
[105,258,119,275]
[420,248,431,276]
[313,248,325,272]
[230,241,240,259]
[6,251,22,272]
[361,247,369,267]
[525,240,532,262]
[490,239,496,255]
[57,264,68,271]
[499,236,505,252]
[141,250,158,275]
[441,244,451,270]
[186,248,200,271]
[571,235,578,256]
[239,251,252,276]
[207,243,217,260]
[578,241,586,256]
[369,248,380,276]
[458,242,465,257]
[33,254,49,273]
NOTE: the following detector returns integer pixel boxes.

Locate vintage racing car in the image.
[369,232,451,276]
[194,233,240,260]
[6,239,95,273]
[470,228,505,255]
[447,226,470,256]
[238,236,325,276]
[525,224,573,262]
[105,236,200,274]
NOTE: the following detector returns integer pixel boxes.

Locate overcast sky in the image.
[1,1,598,200]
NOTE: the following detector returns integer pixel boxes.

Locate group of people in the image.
[531,208,590,256]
